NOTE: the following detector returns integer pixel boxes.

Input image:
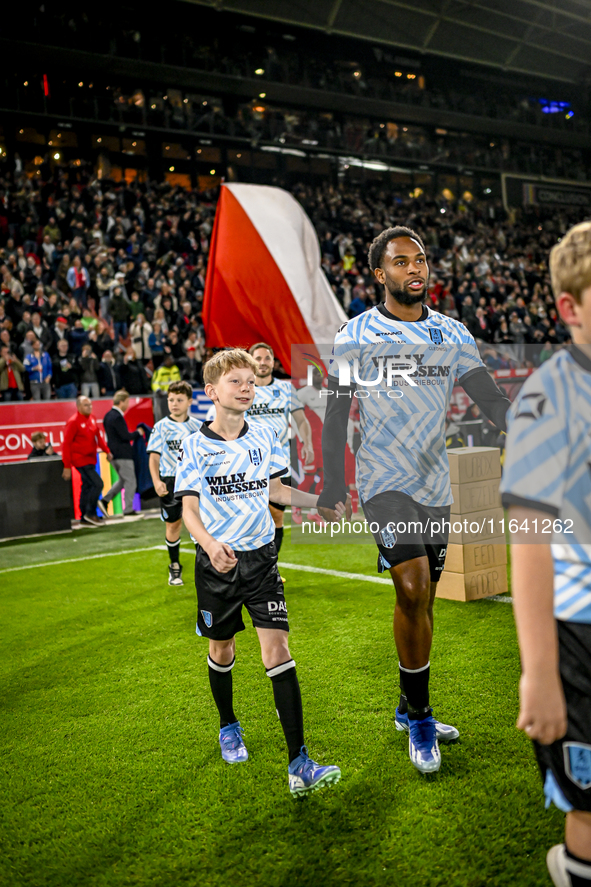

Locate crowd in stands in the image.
[24,4,589,135]
[0,164,586,402]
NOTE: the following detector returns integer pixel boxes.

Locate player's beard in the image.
[384,273,427,306]
[256,366,273,380]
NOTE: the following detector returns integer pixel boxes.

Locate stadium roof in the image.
[186,0,591,84]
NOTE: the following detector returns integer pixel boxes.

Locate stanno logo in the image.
[207,450,226,456]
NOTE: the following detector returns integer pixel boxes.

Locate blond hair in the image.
[549,221,591,304]
[203,349,257,386]
[113,389,129,405]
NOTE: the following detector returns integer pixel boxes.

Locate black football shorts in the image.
[194,541,289,640]
[534,620,591,812]
[159,476,183,524]
[361,490,450,582]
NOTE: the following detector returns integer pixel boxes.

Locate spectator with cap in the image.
[50,315,70,355]
[52,339,79,399]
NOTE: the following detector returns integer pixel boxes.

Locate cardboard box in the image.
[444,537,507,573]
[450,478,501,514]
[447,507,505,543]
[447,447,501,485]
[436,565,509,602]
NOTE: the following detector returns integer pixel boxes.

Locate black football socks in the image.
[565,846,591,887]
[399,661,431,720]
[267,660,304,762]
[274,526,284,555]
[208,656,237,728]
[166,537,180,564]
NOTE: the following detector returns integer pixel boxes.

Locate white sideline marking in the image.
[0,548,513,604]
[0,545,167,575]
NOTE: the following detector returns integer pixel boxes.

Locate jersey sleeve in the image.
[146,421,163,454]
[328,322,356,384]
[174,437,202,497]
[290,382,304,413]
[455,327,486,381]
[269,429,289,478]
[500,368,569,516]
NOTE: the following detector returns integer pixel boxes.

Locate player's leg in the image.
[165,517,183,584]
[79,464,104,526]
[269,502,285,554]
[538,621,591,887]
[194,545,247,763]
[245,543,340,794]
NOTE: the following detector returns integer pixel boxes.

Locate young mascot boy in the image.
[148,380,202,586]
[500,221,591,887]
[175,349,345,796]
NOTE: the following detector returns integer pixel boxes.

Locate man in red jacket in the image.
[62,395,112,527]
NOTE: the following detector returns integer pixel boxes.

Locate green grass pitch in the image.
[0,520,562,887]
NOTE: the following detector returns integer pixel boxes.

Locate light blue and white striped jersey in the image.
[246,378,303,465]
[174,421,288,551]
[500,347,591,624]
[147,414,203,477]
[328,304,485,506]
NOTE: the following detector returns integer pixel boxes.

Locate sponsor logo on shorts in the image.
[268,601,287,614]
[380,523,397,548]
[439,547,447,558]
[201,610,213,628]
[564,742,591,790]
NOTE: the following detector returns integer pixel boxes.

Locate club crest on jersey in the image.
[249,448,263,466]
[516,392,546,420]
[564,742,591,789]
[429,328,444,344]
[273,388,280,397]
[380,524,397,548]
[201,610,213,628]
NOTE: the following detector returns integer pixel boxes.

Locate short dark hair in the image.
[249,342,274,358]
[368,226,426,273]
[168,380,192,399]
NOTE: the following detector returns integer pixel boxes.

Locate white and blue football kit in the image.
[328,304,485,507]
[147,414,202,522]
[501,345,591,812]
[247,379,303,474]
[175,420,290,639]
[319,302,509,578]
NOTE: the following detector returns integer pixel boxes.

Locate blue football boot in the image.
[395,707,459,742]
[408,715,441,774]
[219,722,248,763]
[288,746,341,796]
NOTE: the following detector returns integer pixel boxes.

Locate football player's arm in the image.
[317,374,353,517]
[181,495,237,573]
[292,408,314,465]
[459,368,511,432]
[509,506,566,746]
[148,452,168,497]
[268,476,346,513]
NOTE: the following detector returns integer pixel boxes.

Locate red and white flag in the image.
[203,184,346,373]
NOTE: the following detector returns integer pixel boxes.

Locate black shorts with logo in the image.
[159,476,183,524]
[194,541,289,640]
[534,620,591,812]
[361,490,450,582]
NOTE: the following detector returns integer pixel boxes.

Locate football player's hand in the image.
[301,443,314,465]
[517,671,567,745]
[62,467,71,481]
[318,495,351,523]
[207,541,237,573]
[155,480,168,497]
[106,453,113,462]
